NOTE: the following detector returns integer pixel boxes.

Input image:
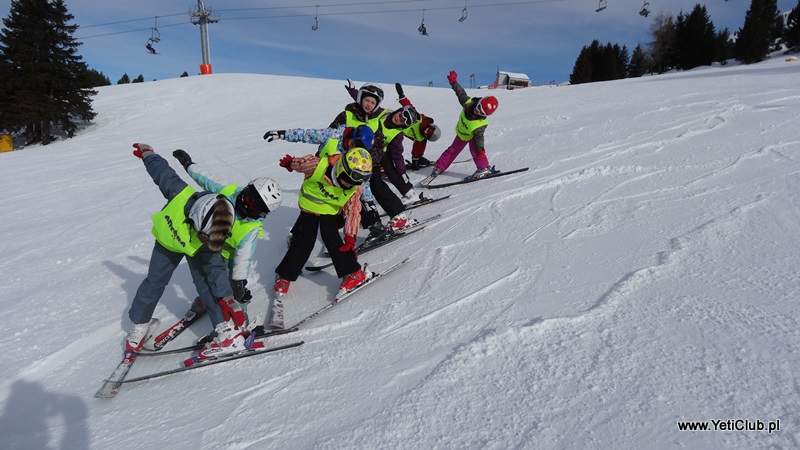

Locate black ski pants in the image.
[276,211,360,280]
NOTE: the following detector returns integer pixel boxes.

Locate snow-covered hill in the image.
[2,58,800,449]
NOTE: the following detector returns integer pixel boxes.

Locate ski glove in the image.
[231,279,253,304]
[447,70,458,85]
[132,143,154,159]
[263,130,286,142]
[172,149,194,170]
[346,78,355,90]
[279,154,294,172]
[339,234,357,254]
[395,82,405,99]
[217,296,247,328]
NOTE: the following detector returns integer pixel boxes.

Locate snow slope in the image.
[2,58,800,449]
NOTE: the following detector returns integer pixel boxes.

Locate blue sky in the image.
[1,0,797,85]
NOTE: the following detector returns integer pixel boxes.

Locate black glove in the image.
[172,149,194,170]
[395,82,405,99]
[231,279,253,304]
[263,130,286,142]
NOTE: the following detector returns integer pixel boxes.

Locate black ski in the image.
[306,225,428,272]
[380,194,451,218]
[117,341,305,384]
[291,258,411,329]
[136,327,298,356]
[425,167,530,189]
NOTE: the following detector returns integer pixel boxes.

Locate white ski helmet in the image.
[250,177,282,212]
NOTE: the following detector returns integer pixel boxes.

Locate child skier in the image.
[126,144,252,360]
[424,70,499,184]
[404,114,441,170]
[171,149,282,305]
[263,126,375,296]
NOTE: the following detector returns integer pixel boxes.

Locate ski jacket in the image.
[283,127,363,237]
[451,80,487,149]
[143,154,206,256]
[187,164,263,280]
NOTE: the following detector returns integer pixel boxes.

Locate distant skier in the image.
[423,70,499,184]
[263,126,374,297]
[171,149,282,310]
[125,144,252,360]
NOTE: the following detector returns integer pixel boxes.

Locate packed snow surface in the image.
[2,58,800,449]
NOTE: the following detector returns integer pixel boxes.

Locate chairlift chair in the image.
[596,0,607,13]
[639,1,650,17]
[418,9,429,36]
[459,1,468,22]
[312,6,319,31]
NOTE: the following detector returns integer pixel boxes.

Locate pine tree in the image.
[180,71,189,78]
[117,73,130,84]
[786,1,800,50]
[675,5,716,70]
[628,44,650,77]
[0,0,96,144]
[80,67,110,88]
[569,45,593,84]
[736,0,780,63]
[714,28,734,64]
[649,13,678,73]
[132,74,144,83]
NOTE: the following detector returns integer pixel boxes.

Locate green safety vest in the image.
[377,111,405,152]
[402,121,426,142]
[345,110,381,132]
[218,184,265,260]
[455,99,489,141]
[298,139,358,215]
[151,186,204,256]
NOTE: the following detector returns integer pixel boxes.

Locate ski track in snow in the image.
[2,59,800,449]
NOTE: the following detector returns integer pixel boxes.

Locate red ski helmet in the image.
[475,96,499,117]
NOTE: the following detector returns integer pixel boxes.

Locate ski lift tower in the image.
[191,0,218,75]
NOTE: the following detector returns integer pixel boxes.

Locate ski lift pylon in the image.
[459,1,468,23]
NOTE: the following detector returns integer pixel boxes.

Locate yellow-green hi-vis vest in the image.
[298,139,358,215]
[345,110,381,132]
[455,99,489,141]
[218,184,265,260]
[377,111,405,152]
[402,121,426,142]
[151,186,204,256]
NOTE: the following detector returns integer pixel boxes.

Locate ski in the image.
[305,222,430,272]
[117,341,305,384]
[290,258,411,329]
[381,194,451,218]
[144,304,206,351]
[136,326,298,356]
[424,167,529,189]
[95,319,159,398]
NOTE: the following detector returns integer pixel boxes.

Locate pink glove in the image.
[447,70,458,85]
[279,154,294,172]
[339,235,357,254]
[132,143,154,159]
